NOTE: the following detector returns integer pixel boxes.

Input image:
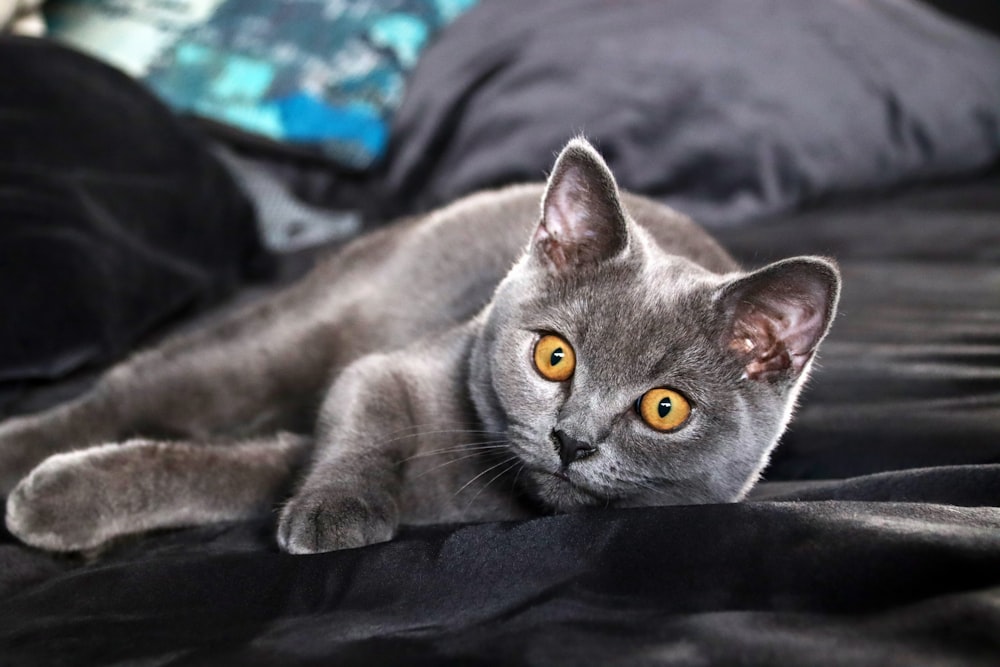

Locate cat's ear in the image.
[716,257,840,382]
[531,138,629,273]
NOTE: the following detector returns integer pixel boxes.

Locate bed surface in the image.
[2,171,999,666]
[2,1,1000,664]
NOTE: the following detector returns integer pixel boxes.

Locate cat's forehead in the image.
[519,261,732,404]
[524,255,721,356]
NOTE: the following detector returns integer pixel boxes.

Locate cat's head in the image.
[470,138,840,511]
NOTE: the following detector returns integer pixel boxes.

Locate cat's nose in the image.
[553,430,597,467]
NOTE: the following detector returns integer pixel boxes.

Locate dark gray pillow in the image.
[375,0,1000,226]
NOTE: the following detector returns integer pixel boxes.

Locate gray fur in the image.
[2,138,840,554]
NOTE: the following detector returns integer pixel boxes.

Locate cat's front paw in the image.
[5,449,115,552]
[277,490,398,554]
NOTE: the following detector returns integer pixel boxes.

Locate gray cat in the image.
[2,138,840,554]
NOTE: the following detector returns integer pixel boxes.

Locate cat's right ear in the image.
[530,138,629,274]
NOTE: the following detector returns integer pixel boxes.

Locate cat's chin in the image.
[521,468,611,512]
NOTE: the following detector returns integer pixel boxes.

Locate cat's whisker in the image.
[511,460,526,491]
[382,419,498,433]
[453,455,520,497]
[398,441,510,464]
[629,479,664,497]
[378,421,506,440]
[405,439,510,454]
[409,448,511,479]
[463,460,523,510]
[373,428,508,451]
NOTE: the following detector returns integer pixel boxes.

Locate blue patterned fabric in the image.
[46,0,478,169]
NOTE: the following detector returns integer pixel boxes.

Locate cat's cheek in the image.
[495,366,564,439]
[506,440,550,472]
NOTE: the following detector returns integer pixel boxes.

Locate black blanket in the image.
[4,2,1000,664]
[2,174,999,666]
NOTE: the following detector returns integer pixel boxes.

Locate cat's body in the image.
[2,140,839,554]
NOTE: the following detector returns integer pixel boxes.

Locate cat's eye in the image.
[533,334,576,382]
[636,388,691,432]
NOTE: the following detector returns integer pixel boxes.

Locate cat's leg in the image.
[278,354,423,554]
[0,282,345,494]
[5,433,310,552]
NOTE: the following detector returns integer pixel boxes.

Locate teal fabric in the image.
[46,0,478,169]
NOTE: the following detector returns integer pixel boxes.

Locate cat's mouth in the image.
[516,466,609,511]
[506,437,609,506]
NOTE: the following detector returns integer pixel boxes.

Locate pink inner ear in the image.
[729,298,823,380]
[533,167,590,272]
[728,281,832,382]
[721,257,838,382]
[533,222,571,272]
[532,149,628,273]
[545,166,595,242]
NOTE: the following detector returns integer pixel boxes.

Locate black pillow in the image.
[374,0,1000,226]
[0,37,271,406]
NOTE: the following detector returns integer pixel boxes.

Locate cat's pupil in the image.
[550,348,565,366]
[658,398,672,418]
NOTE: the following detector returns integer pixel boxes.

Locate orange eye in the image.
[637,388,691,432]
[533,334,576,382]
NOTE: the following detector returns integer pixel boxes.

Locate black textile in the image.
[371,0,1000,227]
[1,172,999,666]
[2,500,1000,666]
[0,37,272,411]
[923,0,1000,37]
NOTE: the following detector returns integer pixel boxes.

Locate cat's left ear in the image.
[716,257,841,382]
[531,138,629,273]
